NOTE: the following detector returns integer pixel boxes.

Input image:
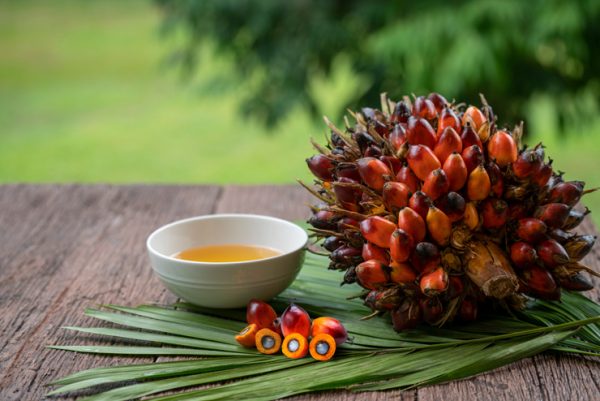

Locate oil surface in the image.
[174,244,281,263]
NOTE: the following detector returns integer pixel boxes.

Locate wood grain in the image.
[0,184,221,400]
[0,184,598,400]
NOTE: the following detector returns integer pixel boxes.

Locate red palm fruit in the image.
[437,107,461,137]
[549,228,574,244]
[558,272,594,292]
[353,131,376,154]
[486,162,504,197]
[389,124,407,151]
[360,107,378,121]
[333,177,361,211]
[459,297,478,321]
[330,246,362,265]
[362,242,389,265]
[308,210,338,230]
[467,165,491,201]
[463,202,480,230]
[420,297,444,324]
[355,260,390,290]
[447,275,464,298]
[516,218,548,243]
[421,169,450,201]
[477,122,491,143]
[512,149,542,179]
[420,267,449,296]
[357,157,392,191]
[406,145,441,181]
[246,299,278,329]
[428,92,448,112]
[306,154,335,181]
[413,96,437,120]
[282,333,309,359]
[380,155,402,175]
[462,105,486,132]
[508,203,527,220]
[398,207,426,243]
[562,208,590,230]
[364,145,382,158]
[342,265,358,284]
[408,191,432,220]
[460,124,483,150]
[322,236,343,252]
[548,181,584,206]
[390,261,417,283]
[533,144,545,163]
[360,216,396,248]
[373,119,389,137]
[255,328,282,354]
[389,229,414,263]
[487,130,517,167]
[337,217,359,230]
[363,290,383,311]
[407,116,437,149]
[391,100,411,123]
[426,205,452,246]
[383,182,411,211]
[481,198,509,229]
[533,162,553,187]
[461,145,484,174]
[434,127,462,163]
[395,164,420,192]
[520,265,560,300]
[536,239,570,267]
[311,317,348,345]
[534,203,570,228]
[510,242,538,269]
[443,152,468,192]
[435,191,466,222]
[564,234,596,261]
[391,299,421,331]
[363,145,383,159]
[235,324,260,347]
[411,242,441,273]
[367,288,402,311]
[281,304,311,338]
[336,163,361,182]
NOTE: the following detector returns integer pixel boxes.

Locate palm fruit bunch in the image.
[304,92,598,331]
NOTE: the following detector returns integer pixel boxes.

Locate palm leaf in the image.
[47,246,600,400]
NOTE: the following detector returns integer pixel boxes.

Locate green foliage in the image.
[47,252,600,400]
[1,0,599,224]
[156,0,600,128]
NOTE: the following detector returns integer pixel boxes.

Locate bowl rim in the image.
[146,213,308,267]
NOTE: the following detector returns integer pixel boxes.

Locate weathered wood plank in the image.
[528,216,600,401]
[0,184,221,400]
[0,185,598,401]
[215,184,314,220]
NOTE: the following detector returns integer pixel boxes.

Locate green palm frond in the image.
[47,251,600,400]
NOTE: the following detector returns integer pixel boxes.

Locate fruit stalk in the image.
[463,240,518,299]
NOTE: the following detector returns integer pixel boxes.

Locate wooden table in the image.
[0,184,598,400]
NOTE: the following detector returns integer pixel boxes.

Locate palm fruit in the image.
[305,93,598,331]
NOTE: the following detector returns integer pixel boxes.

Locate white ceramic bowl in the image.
[146,214,308,308]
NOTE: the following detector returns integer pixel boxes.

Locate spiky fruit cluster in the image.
[304,93,598,331]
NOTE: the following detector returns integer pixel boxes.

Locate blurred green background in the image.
[1,0,599,221]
